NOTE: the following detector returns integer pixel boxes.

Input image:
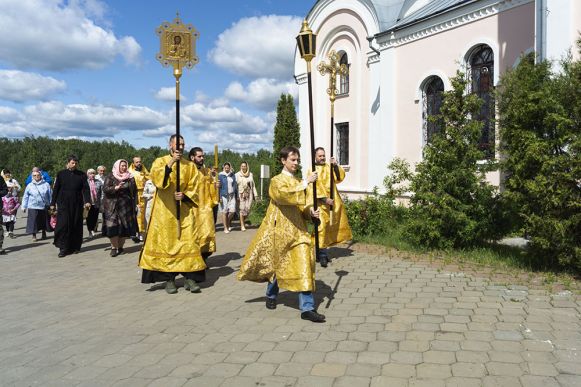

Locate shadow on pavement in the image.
[80,242,113,253]
[327,246,355,262]
[207,252,242,267]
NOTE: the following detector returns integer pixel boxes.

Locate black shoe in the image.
[110,249,119,257]
[301,310,326,323]
[0,249,7,255]
[117,247,124,255]
[319,256,328,268]
[266,298,277,310]
[58,250,67,258]
[131,236,140,244]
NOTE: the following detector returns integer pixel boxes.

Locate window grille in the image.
[469,45,495,158]
[422,76,444,144]
[335,122,349,165]
[338,53,349,95]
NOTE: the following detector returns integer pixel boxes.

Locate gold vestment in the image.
[139,155,206,273]
[237,172,316,292]
[129,163,150,233]
[193,166,217,254]
[308,163,353,248]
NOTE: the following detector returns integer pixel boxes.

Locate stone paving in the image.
[0,218,580,386]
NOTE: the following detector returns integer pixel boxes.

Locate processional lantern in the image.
[295,20,321,260]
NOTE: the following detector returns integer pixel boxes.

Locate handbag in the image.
[49,213,57,229]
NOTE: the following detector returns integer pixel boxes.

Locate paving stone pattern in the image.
[0,219,580,386]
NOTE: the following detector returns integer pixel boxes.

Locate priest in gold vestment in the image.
[189,147,218,260]
[129,156,149,242]
[308,147,353,267]
[139,135,206,294]
[238,146,326,323]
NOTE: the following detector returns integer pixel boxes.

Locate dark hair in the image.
[240,161,248,166]
[169,134,184,142]
[3,169,11,174]
[280,146,300,161]
[223,162,231,168]
[67,155,79,163]
[189,147,203,158]
[315,147,325,153]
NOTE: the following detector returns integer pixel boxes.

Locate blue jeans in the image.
[266,278,314,312]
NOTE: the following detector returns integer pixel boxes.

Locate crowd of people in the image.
[0,137,353,323]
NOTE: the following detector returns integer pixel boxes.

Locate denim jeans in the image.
[266,278,314,312]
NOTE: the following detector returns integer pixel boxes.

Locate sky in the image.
[0,0,315,153]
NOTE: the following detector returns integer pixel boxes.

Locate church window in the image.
[338,52,349,95]
[468,45,495,158]
[422,76,444,144]
[335,122,349,165]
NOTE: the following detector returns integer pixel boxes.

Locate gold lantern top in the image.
[296,20,317,62]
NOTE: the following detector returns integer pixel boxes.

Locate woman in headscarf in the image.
[235,161,258,231]
[21,170,52,242]
[86,168,103,238]
[102,160,137,257]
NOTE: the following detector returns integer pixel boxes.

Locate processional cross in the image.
[317,50,348,221]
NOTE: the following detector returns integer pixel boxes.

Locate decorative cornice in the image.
[377,0,533,50]
[367,53,380,64]
[295,73,308,85]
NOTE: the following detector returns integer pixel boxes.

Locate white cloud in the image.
[0,70,66,102]
[20,101,168,137]
[225,78,297,111]
[142,124,175,138]
[209,15,302,79]
[0,97,275,152]
[154,87,186,102]
[0,106,23,122]
[0,0,141,71]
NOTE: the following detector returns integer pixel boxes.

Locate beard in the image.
[134,165,142,171]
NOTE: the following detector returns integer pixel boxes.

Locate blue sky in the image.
[0,0,314,152]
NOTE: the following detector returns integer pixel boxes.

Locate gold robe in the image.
[129,163,150,233]
[139,155,206,273]
[193,166,218,254]
[237,172,316,292]
[308,163,353,248]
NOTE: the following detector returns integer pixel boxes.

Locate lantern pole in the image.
[296,20,320,261]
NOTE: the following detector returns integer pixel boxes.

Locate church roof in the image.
[390,0,474,31]
[308,0,478,34]
[367,0,407,31]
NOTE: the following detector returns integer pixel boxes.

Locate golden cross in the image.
[317,50,348,103]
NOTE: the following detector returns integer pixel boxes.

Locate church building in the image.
[294,0,581,197]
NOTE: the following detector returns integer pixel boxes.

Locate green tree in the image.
[404,71,506,249]
[497,49,581,270]
[272,93,300,175]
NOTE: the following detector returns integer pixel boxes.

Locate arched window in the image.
[469,45,494,158]
[338,52,349,95]
[422,76,444,144]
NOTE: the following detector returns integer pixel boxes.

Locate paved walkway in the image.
[0,218,580,387]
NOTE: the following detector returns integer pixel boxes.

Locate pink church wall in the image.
[394,2,535,186]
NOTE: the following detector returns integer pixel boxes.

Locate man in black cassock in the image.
[50,155,91,258]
